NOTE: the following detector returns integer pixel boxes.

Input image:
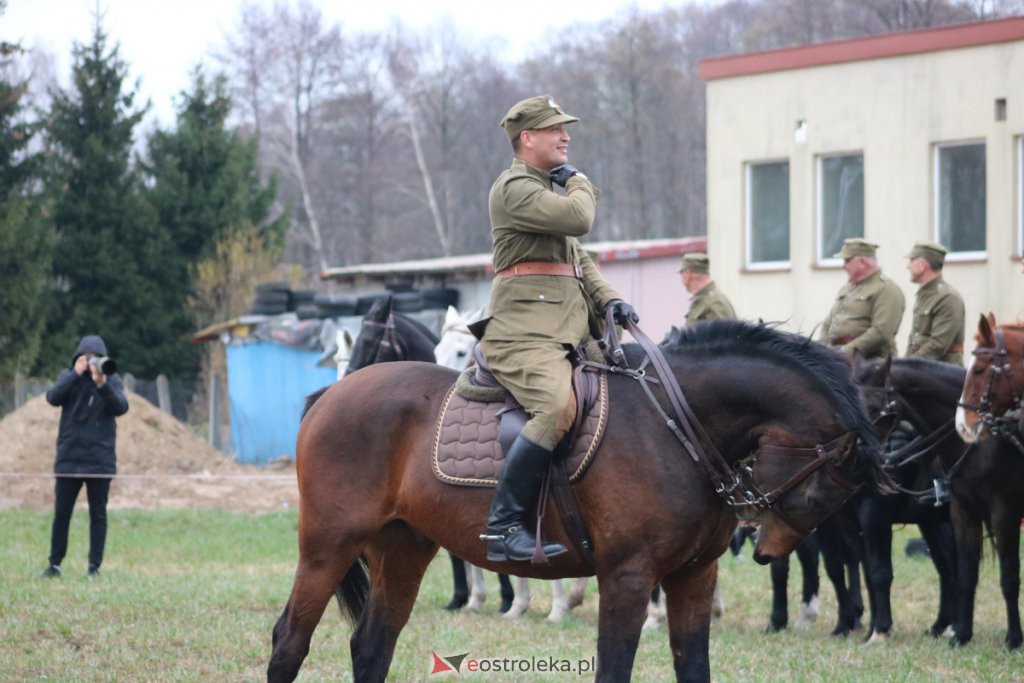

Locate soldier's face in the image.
[842,257,861,281]
[524,124,570,171]
[907,257,928,283]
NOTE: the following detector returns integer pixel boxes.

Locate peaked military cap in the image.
[833,238,878,260]
[678,253,710,274]
[501,95,579,142]
[905,240,948,265]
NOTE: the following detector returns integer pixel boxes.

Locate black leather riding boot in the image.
[482,434,568,562]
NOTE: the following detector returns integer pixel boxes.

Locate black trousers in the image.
[48,476,112,569]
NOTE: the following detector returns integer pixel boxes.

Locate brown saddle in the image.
[431,344,609,488]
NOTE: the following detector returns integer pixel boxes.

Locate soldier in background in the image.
[905,240,965,366]
[821,238,905,360]
[679,253,735,325]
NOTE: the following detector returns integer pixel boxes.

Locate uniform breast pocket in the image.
[845,295,872,319]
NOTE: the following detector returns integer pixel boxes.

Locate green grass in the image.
[1,509,1022,681]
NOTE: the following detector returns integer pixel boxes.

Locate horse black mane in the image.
[394,313,440,347]
[657,319,881,457]
[891,356,966,387]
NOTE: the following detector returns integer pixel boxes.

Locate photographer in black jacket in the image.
[43,335,128,578]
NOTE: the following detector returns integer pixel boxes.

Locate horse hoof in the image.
[546,609,567,623]
[927,623,951,638]
[444,596,468,611]
[765,622,786,634]
[1006,632,1022,650]
[830,627,850,638]
[796,596,820,629]
[949,634,971,648]
[865,629,890,644]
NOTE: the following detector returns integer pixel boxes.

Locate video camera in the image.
[89,356,117,375]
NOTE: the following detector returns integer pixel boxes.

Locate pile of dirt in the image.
[0,390,298,513]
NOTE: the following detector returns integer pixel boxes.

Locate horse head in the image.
[956,313,1024,443]
[334,329,356,381]
[344,295,395,375]
[434,305,485,371]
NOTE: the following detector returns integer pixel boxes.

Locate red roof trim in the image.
[699,16,1024,81]
[595,236,707,264]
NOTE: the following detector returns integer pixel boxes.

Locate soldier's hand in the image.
[608,300,640,325]
[549,164,581,188]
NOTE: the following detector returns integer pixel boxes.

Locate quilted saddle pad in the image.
[431,371,609,487]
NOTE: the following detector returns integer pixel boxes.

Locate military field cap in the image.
[678,253,710,274]
[501,95,579,142]
[905,240,948,264]
[833,238,878,260]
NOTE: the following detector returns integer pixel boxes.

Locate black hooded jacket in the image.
[45,335,129,475]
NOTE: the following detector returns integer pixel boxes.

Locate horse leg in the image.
[662,562,717,683]
[919,521,957,637]
[819,528,857,637]
[504,577,531,618]
[992,503,1023,649]
[795,537,820,628]
[268,547,367,682]
[711,580,725,623]
[465,565,485,611]
[568,576,589,610]
[767,553,790,632]
[445,553,469,611]
[950,498,983,646]
[595,563,656,682]
[498,573,515,613]
[548,579,569,622]
[351,522,438,682]
[858,512,893,640]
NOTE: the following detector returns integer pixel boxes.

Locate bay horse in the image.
[853,356,960,640]
[342,297,516,614]
[268,320,888,682]
[953,313,1024,648]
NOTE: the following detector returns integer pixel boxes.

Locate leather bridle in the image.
[590,312,864,538]
[957,329,1024,452]
[360,313,405,364]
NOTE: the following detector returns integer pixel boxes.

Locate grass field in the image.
[2,509,1022,682]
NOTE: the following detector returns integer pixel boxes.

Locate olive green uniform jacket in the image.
[685,282,736,325]
[821,270,905,360]
[480,158,621,448]
[906,275,965,366]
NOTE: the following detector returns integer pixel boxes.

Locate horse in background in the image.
[268,320,891,682]
[953,314,1024,648]
[853,356,960,641]
[434,305,586,621]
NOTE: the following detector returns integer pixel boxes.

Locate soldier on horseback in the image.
[476,95,639,562]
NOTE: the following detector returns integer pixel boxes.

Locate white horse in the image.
[434,304,589,622]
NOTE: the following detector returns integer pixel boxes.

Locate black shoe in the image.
[87,566,100,578]
[481,434,568,562]
[42,564,61,578]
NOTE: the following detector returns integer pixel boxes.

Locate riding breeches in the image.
[479,339,576,451]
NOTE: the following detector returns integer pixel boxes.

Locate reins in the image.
[584,312,862,537]
[957,329,1024,455]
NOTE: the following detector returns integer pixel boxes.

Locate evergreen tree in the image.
[146,69,285,266]
[0,22,54,382]
[34,25,186,378]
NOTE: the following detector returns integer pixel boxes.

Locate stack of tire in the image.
[311,294,357,319]
[248,282,291,316]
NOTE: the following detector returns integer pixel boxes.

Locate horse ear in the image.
[445,305,460,326]
[979,313,995,344]
[342,329,355,351]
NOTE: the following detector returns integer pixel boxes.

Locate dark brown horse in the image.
[954,313,1024,648]
[267,320,888,682]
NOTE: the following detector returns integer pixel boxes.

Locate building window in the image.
[935,141,986,256]
[746,161,790,267]
[818,154,864,264]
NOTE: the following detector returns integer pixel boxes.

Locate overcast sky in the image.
[4,0,690,127]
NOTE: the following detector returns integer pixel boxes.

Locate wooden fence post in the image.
[14,372,26,409]
[209,373,223,451]
[156,374,172,414]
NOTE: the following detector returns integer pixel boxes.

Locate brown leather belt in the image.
[829,334,859,346]
[495,261,582,278]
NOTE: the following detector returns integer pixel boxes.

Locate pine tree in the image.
[0,28,54,382]
[34,24,186,378]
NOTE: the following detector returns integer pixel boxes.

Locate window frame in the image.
[816,152,865,268]
[744,159,791,271]
[933,139,987,262]
[1018,136,1023,259]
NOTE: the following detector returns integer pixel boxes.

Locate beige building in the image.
[700,17,1024,354]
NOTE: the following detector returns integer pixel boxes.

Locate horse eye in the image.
[457,350,467,358]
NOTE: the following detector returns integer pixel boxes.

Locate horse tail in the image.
[334,556,370,625]
[301,386,331,421]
